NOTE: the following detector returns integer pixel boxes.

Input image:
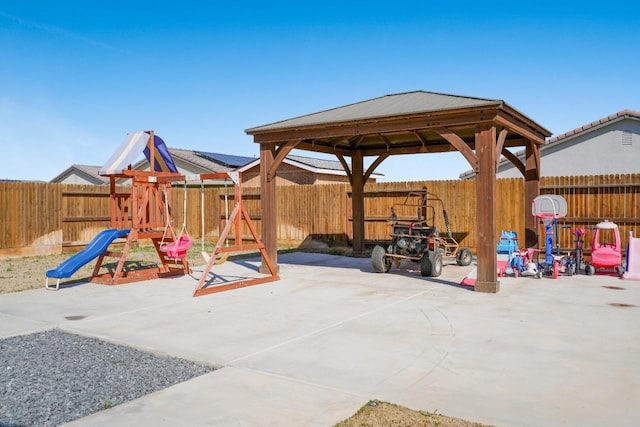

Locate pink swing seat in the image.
[160,235,193,258]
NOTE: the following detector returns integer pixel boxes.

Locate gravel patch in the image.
[0,329,215,427]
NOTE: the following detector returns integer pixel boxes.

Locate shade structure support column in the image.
[260,143,278,273]
[474,124,499,293]
[524,141,541,248]
[351,150,365,256]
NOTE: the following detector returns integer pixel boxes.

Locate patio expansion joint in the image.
[225,365,367,398]
[225,289,432,366]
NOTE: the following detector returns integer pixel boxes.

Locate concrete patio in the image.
[1,252,638,426]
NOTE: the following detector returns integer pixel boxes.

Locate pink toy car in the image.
[586,220,624,276]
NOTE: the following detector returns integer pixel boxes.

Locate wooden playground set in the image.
[45,130,279,296]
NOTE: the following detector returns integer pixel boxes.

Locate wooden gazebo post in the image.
[524,141,541,248]
[351,150,365,255]
[474,124,500,292]
[260,143,278,273]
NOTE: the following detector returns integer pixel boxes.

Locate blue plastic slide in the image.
[45,229,130,290]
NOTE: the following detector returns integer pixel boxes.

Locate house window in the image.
[621,130,633,146]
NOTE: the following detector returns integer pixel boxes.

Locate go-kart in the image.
[371,188,473,277]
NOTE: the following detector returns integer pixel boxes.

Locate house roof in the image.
[237,153,383,178]
[547,109,640,145]
[50,164,110,184]
[287,155,345,172]
[171,149,357,177]
[459,109,640,179]
[129,149,254,174]
[53,150,357,184]
[168,149,245,173]
[246,90,505,132]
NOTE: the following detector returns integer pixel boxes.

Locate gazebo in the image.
[246,91,551,292]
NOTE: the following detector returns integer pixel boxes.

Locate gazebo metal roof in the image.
[248,91,502,130]
[247,91,550,159]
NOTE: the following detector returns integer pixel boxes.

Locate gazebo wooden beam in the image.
[433,127,479,172]
[251,108,497,144]
[330,135,354,148]
[351,135,366,149]
[377,134,392,151]
[295,141,456,157]
[500,149,526,176]
[413,130,429,147]
[495,111,547,144]
[499,136,531,148]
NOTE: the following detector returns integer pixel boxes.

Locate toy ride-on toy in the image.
[371,188,473,277]
[561,226,587,275]
[505,248,543,278]
[585,220,624,276]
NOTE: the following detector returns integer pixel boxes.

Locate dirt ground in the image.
[0,246,491,427]
[0,245,196,293]
[336,400,492,426]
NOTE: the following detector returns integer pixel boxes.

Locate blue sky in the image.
[1,1,638,182]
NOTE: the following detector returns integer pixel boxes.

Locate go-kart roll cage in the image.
[388,188,463,260]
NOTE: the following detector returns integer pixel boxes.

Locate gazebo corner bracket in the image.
[364,153,389,182]
[496,128,509,170]
[267,140,300,182]
[433,127,478,172]
[336,154,353,185]
[501,149,526,176]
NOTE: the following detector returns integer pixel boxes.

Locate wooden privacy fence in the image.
[0,174,638,258]
[0,181,62,257]
[538,175,639,253]
[352,175,639,254]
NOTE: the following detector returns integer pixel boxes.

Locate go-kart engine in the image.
[395,237,424,256]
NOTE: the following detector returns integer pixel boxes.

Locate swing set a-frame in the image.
[94,130,278,295]
[193,171,278,296]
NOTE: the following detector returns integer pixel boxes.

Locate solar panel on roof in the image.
[196,151,254,168]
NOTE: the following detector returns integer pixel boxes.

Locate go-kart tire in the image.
[371,245,392,273]
[421,250,443,277]
[616,265,625,277]
[456,248,473,266]
[585,264,595,276]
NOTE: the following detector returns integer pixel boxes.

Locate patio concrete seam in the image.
[61,300,190,323]
[226,288,431,365]
[230,366,368,399]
